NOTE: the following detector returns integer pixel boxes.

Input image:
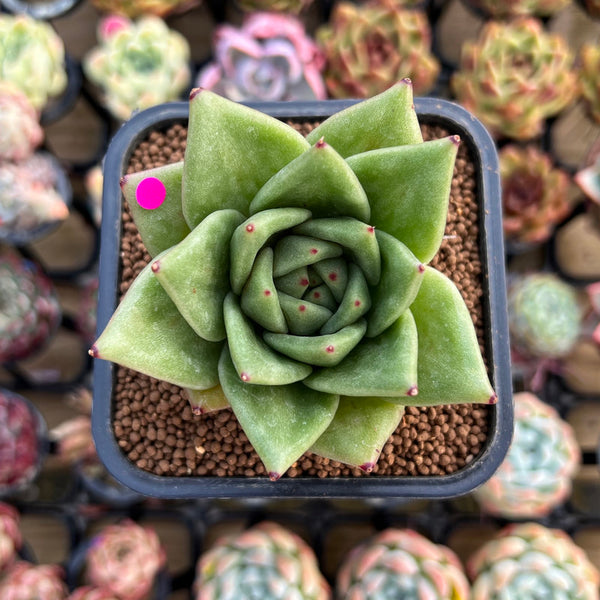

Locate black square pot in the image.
[92,97,513,499]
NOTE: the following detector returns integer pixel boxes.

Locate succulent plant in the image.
[50,416,96,464]
[451,18,578,140]
[316,0,440,99]
[85,166,104,227]
[468,523,600,599]
[91,0,198,18]
[500,145,572,245]
[508,273,582,360]
[196,12,326,102]
[0,503,22,572]
[76,278,99,343]
[194,521,330,600]
[0,83,43,162]
[0,250,61,363]
[336,528,470,599]
[0,14,67,111]
[475,392,580,518]
[91,82,496,480]
[0,390,43,493]
[68,587,119,600]
[235,0,314,12]
[462,0,571,17]
[0,153,70,240]
[579,43,600,124]
[85,520,166,600]
[83,15,191,121]
[0,562,68,600]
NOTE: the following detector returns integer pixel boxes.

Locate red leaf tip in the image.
[189,87,204,100]
[269,472,281,481]
[488,393,498,405]
[359,462,375,473]
[88,345,99,358]
[151,261,160,273]
[315,137,326,148]
[407,385,418,397]
[119,175,128,189]
[450,135,461,146]
[401,77,412,85]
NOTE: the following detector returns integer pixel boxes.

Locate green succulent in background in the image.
[83,15,191,121]
[0,14,67,111]
[317,0,440,99]
[451,18,578,140]
[508,273,582,360]
[468,523,600,600]
[91,81,495,480]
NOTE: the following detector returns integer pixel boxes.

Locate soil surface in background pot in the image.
[112,121,490,479]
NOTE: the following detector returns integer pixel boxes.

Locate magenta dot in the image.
[326,345,335,353]
[136,177,166,210]
[246,224,255,233]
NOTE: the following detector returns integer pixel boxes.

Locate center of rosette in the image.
[228,207,382,369]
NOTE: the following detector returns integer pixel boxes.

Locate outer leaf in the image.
[410,267,496,405]
[306,80,422,158]
[218,347,339,480]
[366,230,424,338]
[121,162,190,257]
[303,311,418,398]
[264,320,367,367]
[223,293,312,385]
[230,208,311,295]
[293,217,381,285]
[185,386,229,414]
[183,89,309,229]
[249,140,370,221]
[310,397,404,471]
[92,259,221,390]
[152,209,245,342]
[347,136,459,263]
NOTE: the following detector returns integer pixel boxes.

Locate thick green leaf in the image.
[303,311,418,398]
[218,347,339,480]
[310,397,404,471]
[249,140,370,221]
[293,217,381,285]
[312,258,348,302]
[185,386,230,414]
[230,208,311,295]
[274,267,310,298]
[320,263,370,334]
[183,89,309,229]
[347,136,458,263]
[272,235,343,278]
[304,284,337,312]
[264,320,367,367]
[223,293,311,385]
[241,248,287,334]
[278,293,333,336]
[92,259,221,390]
[409,267,496,405]
[152,209,244,342]
[306,80,422,157]
[366,230,424,338]
[121,162,190,258]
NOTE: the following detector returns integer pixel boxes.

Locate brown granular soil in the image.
[113,121,490,479]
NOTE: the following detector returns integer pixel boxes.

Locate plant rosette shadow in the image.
[91,81,512,498]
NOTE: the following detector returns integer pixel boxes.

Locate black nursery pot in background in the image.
[92,97,513,499]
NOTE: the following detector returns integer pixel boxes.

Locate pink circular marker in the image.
[136,177,166,210]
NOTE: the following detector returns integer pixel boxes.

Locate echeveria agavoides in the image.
[92,81,496,479]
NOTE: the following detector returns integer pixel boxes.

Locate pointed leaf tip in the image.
[315,137,326,148]
[189,87,203,100]
[151,261,160,273]
[88,345,99,358]
[401,77,412,85]
[488,394,498,405]
[269,472,281,481]
[360,463,375,473]
[407,386,418,396]
[451,135,461,146]
[119,176,127,189]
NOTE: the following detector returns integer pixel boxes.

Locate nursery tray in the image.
[92,97,513,499]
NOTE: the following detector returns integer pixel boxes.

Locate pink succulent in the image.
[50,416,97,464]
[85,520,166,600]
[0,503,21,573]
[68,587,119,600]
[0,562,68,600]
[0,83,43,162]
[0,390,42,492]
[197,12,326,102]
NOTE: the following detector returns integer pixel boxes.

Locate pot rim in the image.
[92,96,513,499]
